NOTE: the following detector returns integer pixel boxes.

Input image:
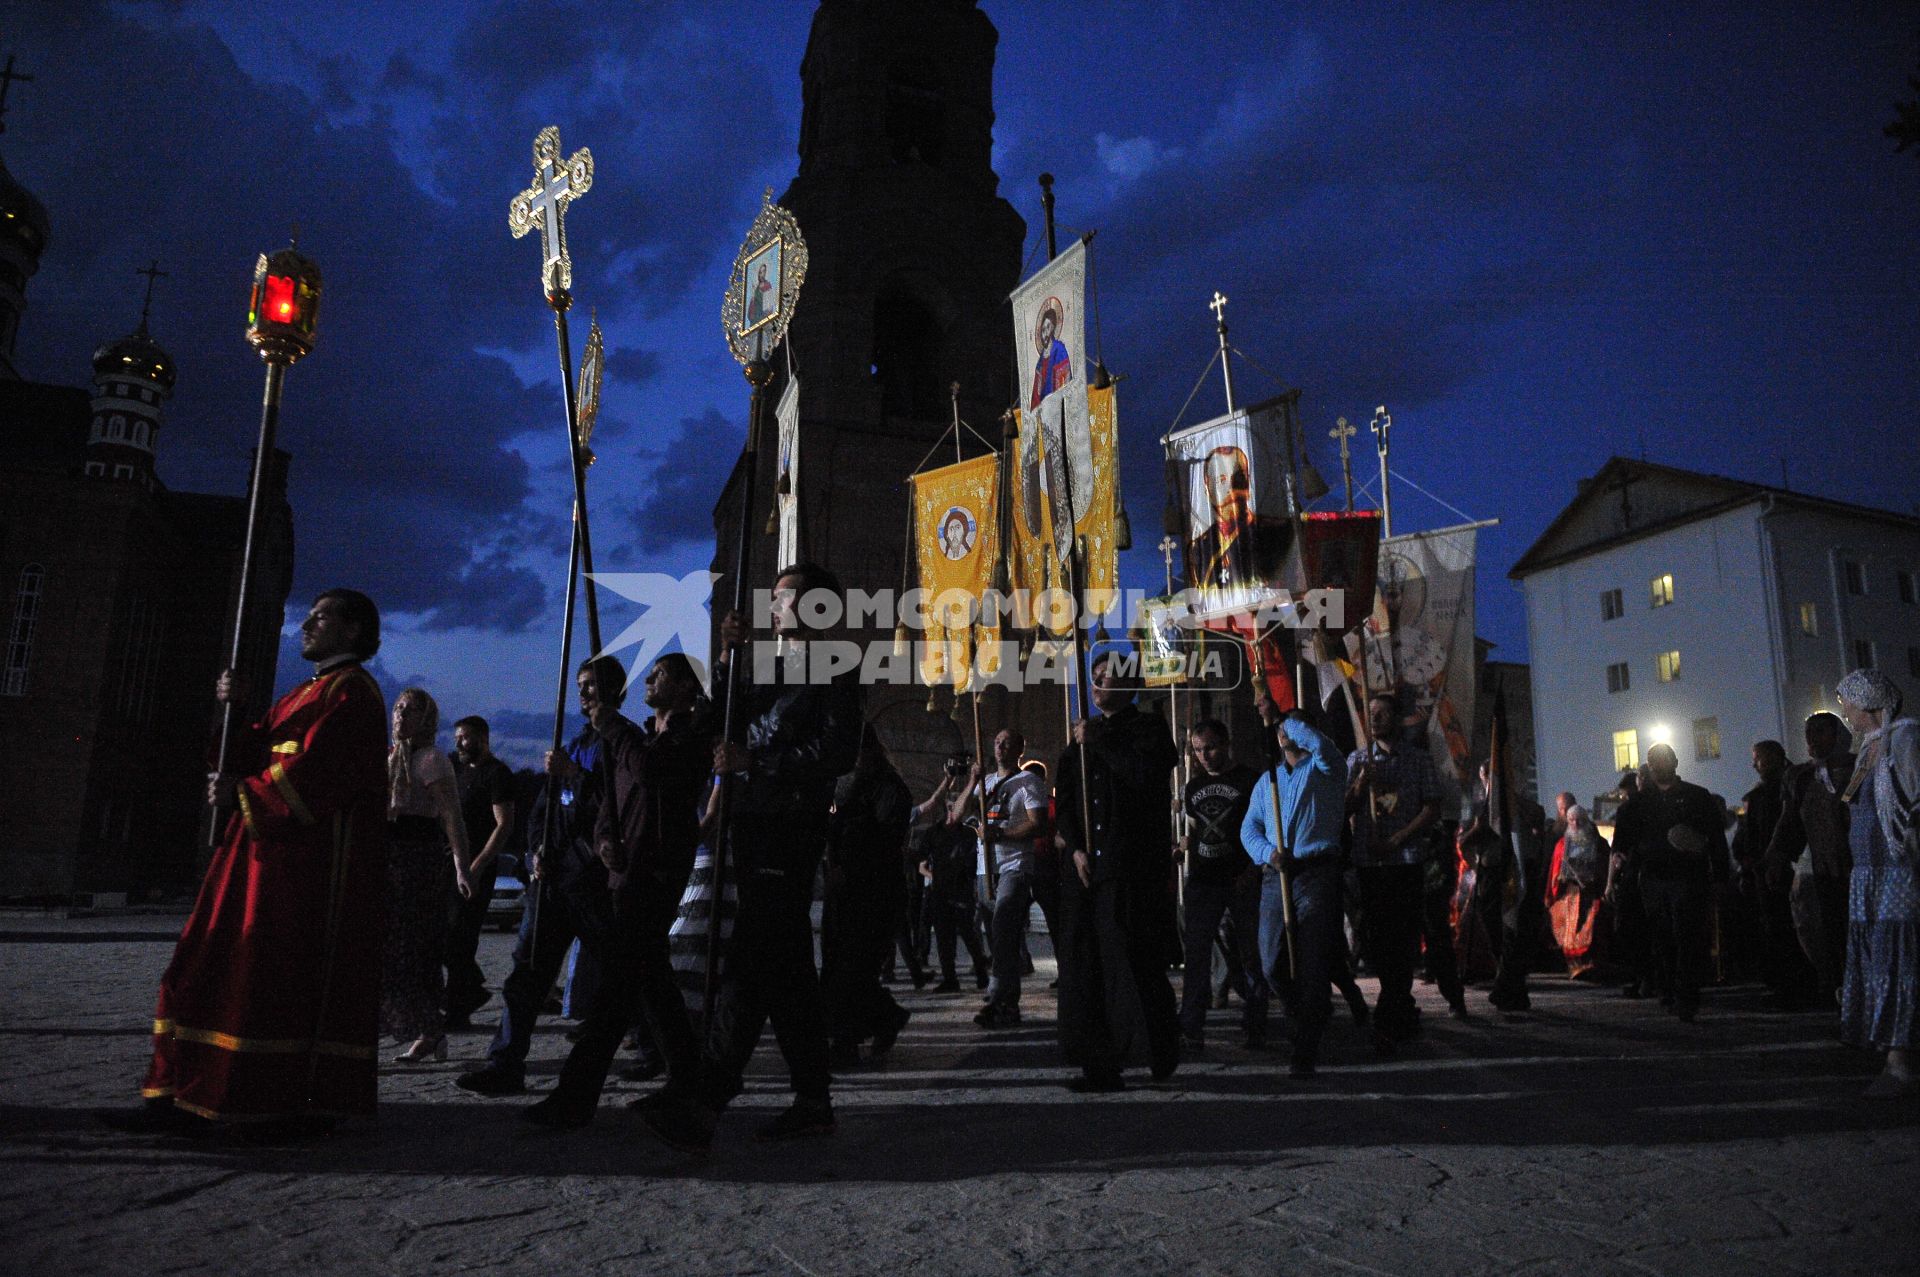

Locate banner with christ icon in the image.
[911,454,1002,689]
[1165,395,1295,623]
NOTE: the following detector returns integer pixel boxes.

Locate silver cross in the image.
[508,126,594,294]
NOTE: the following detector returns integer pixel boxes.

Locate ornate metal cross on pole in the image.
[509,126,594,298]
[0,54,32,134]
[1158,534,1178,596]
[1209,290,1235,414]
[1329,416,1357,512]
[135,260,167,330]
[1370,404,1393,538]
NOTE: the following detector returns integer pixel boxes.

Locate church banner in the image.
[1356,523,1479,803]
[911,454,1001,688]
[1165,396,1294,623]
[774,374,801,566]
[1011,380,1118,618]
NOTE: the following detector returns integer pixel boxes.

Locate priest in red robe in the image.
[103,589,389,1141]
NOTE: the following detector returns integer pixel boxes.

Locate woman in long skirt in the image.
[382,688,471,1063]
[1835,669,1919,1100]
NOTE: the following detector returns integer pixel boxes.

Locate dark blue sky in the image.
[11,1,1918,764]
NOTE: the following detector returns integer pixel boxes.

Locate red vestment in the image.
[141,663,389,1122]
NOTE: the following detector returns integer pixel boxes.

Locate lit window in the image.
[1600,588,1623,621]
[1650,573,1674,608]
[1656,650,1681,682]
[1843,560,1865,596]
[1606,662,1630,693]
[3,564,44,697]
[1612,729,1639,772]
[1693,716,1721,762]
[1854,639,1874,670]
[1798,602,1818,636]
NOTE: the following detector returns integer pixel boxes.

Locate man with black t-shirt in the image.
[1178,719,1268,1051]
[446,716,516,1029]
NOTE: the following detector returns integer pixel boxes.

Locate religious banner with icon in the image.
[721,188,809,365]
[912,455,1002,689]
[1010,380,1119,621]
[1165,395,1295,623]
[1354,524,1479,801]
[774,374,801,565]
[1134,592,1202,687]
[1292,510,1380,630]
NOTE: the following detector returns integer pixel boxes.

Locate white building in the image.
[1511,457,1920,808]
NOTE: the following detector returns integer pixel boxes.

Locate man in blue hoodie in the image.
[1242,705,1349,1077]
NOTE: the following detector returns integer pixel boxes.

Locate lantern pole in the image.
[209,243,319,845]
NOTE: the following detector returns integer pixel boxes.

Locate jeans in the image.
[1258,858,1341,1051]
[1179,868,1268,1040]
[700,860,832,1106]
[487,880,593,1078]
[552,874,696,1105]
[985,866,1038,1009]
[1356,863,1424,1034]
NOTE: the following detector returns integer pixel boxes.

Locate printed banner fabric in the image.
[912,454,1002,689]
[1166,398,1293,622]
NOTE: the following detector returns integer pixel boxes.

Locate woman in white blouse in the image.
[382,687,472,1063]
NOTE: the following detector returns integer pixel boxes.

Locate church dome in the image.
[93,326,176,391]
[0,153,48,258]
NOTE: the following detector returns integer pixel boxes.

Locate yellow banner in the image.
[1009,382,1118,629]
[912,454,1001,689]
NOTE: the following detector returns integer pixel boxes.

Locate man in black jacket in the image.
[645,562,863,1149]
[1612,743,1729,1022]
[1054,652,1182,1092]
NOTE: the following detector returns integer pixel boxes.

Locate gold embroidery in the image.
[235,787,260,841]
[267,760,315,825]
[270,741,302,755]
[151,1018,374,1060]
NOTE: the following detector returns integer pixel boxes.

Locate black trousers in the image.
[1057,872,1180,1079]
[1754,875,1819,1004]
[487,878,600,1077]
[823,871,906,1046]
[1356,864,1424,1034]
[1419,854,1467,1008]
[932,874,989,983]
[553,873,697,1105]
[444,860,500,1017]
[1642,874,1709,1012]
[700,860,832,1107]
[1612,874,1650,988]
[1179,869,1267,1040]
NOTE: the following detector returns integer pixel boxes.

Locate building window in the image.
[89,419,102,442]
[84,461,103,476]
[1649,573,1674,608]
[1693,716,1721,762]
[1798,602,1818,636]
[1854,638,1874,670]
[1600,588,1624,621]
[1612,729,1639,772]
[3,564,44,696]
[1900,571,1916,605]
[1606,662,1630,693]
[133,422,148,446]
[1843,560,1865,596]
[109,415,126,440]
[1656,649,1681,683]
[113,464,133,479]
[1908,647,1920,681]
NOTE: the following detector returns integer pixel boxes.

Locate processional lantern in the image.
[246,244,322,364]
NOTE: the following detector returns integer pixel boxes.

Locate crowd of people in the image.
[103,572,1920,1146]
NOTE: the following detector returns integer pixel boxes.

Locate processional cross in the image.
[508,126,594,295]
[1158,534,1178,595]
[135,260,167,329]
[0,54,31,135]
[1370,404,1393,537]
[1329,416,1357,511]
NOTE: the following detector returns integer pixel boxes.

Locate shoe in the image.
[1150,1052,1179,1083]
[974,1004,1022,1029]
[455,1065,526,1096]
[1022,954,1036,976]
[1289,1048,1317,1078]
[519,1094,594,1130]
[910,968,932,991]
[1066,1071,1126,1094]
[617,1059,666,1084]
[1447,1000,1471,1020]
[1863,1070,1916,1100]
[871,1006,911,1057]
[975,972,991,991]
[394,1035,447,1064]
[1619,982,1646,999]
[756,1098,836,1141]
[1489,990,1530,1014]
[1348,998,1372,1028]
[933,978,962,993]
[96,1099,211,1138]
[641,1100,716,1153]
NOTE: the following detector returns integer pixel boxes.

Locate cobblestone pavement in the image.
[1,913,1914,1276]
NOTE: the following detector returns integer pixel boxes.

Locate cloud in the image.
[1095,133,1183,182]
[626,407,745,553]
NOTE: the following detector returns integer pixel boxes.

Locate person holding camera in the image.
[924,752,992,993]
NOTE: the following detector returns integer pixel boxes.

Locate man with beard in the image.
[1764,712,1856,1007]
[103,590,388,1142]
[1054,652,1182,1092]
[444,716,516,1030]
[519,654,714,1127]
[455,656,624,1097]
[643,562,863,1149]
[1612,742,1729,1022]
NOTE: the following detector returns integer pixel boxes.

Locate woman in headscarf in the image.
[1834,669,1920,1099]
[1547,805,1610,979]
[383,687,472,1063]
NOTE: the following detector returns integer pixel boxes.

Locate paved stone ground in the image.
[1,912,1914,1276]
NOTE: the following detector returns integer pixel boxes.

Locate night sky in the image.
[10,2,1918,765]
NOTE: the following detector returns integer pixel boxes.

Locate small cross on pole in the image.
[1209,290,1235,414]
[135,260,168,332]
[1329,416,1357,512]
[1158,534,1178,595]
[508,126,594,300]
[0,54,32,135]
[1370,405,1393,538]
